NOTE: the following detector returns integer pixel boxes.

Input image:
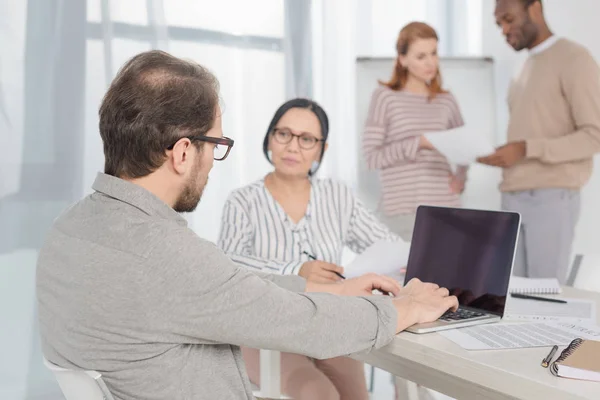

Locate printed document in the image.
[425,126,495,165]
[439,322,600,350]
[505,297,596,323]
[344,240,410,279]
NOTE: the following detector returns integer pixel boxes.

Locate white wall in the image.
[481,0,600,258]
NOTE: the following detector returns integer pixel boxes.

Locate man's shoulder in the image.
[48,192,193,259]
[42,193,228,274]
[554,38,593,60]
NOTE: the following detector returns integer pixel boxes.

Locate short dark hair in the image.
[262,98,329,175]
[99,50,220,178]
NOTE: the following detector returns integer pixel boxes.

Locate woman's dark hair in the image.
[262,98,329,175]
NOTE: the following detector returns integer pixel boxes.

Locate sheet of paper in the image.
[344,240,410,279]
[424,126,495,165]
[439,322,600,350]
[508,276,561,294]
[505,297,596,323]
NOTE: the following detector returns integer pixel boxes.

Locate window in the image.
[84,0,290,240]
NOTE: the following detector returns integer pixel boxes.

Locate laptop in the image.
[404,205,521,334]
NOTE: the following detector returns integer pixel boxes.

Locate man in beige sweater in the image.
[479,0,600,282]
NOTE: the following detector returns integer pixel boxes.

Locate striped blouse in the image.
[363,86,466,216]
[217,178,399,275]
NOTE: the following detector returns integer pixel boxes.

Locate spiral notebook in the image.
[551,338,600,382]
[509,276,562,295]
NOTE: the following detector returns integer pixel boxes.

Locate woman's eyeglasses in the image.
[167,136,235,161]
[272,128,324,150]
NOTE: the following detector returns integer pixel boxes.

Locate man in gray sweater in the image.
[36,50,458,400]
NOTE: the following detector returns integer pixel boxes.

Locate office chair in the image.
[43,357,115,400]
[567,253,600,292]
[45,351,293,399]
[252,349,292,399]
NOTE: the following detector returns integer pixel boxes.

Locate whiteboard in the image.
[355,57,503,212]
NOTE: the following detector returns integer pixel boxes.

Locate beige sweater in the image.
[502,38,600,192]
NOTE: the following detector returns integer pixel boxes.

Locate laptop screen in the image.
[404,206,520,316]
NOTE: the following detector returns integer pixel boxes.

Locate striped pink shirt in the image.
[363,85,466,216]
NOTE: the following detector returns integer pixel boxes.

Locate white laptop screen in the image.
[404,206,520,317]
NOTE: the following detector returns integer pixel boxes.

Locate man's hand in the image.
[305,273,401,297]
[338,273,401,296]
[477,141,526,168]
[393,278,459,332]
[298,261,344,283]
[449,174,465,194]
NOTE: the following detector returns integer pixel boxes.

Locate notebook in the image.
[551,338,600,382]
[509,277,562,294]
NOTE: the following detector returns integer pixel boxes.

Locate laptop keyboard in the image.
[440,308,486,322]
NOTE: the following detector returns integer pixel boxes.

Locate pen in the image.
[302,251,346,279]
[510,293,567,304]
[541,345,559,368]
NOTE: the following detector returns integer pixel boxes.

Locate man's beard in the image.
[516,18,539,51]
[173,161,206,213]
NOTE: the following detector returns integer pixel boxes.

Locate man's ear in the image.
[528,1,544,23]
[170,138,192,175]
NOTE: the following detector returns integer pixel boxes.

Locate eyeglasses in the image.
[272,128,324,150]
[167,135,235,161]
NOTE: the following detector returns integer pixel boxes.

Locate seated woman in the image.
[217,98,402,400]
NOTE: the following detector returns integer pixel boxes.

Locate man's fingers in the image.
[478,153,504,166]
[435,287,450,297]
[378,275,402,295]
[406,277,421,287]
[445,295,459,312]
[369,276,401,296]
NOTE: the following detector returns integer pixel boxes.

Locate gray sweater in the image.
[36,173,397,400]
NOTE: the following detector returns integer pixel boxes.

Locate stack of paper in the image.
[439,321,600,350]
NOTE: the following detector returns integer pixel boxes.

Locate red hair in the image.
[379,22,446,99]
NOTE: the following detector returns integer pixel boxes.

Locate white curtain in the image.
[0,1,303,398]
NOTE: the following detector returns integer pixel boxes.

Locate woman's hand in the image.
[298,261,345,283]
[419,135,435,150]
[449,174,465,194]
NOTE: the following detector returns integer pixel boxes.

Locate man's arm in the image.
[526,51,600,163]
[145,230,397,359]
[253,271,306,292]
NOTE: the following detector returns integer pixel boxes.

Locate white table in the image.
[356,287,600,400]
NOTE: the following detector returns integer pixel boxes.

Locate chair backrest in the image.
[251,349,292,399]
[43,357,115,400]
[567,253,600,293]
